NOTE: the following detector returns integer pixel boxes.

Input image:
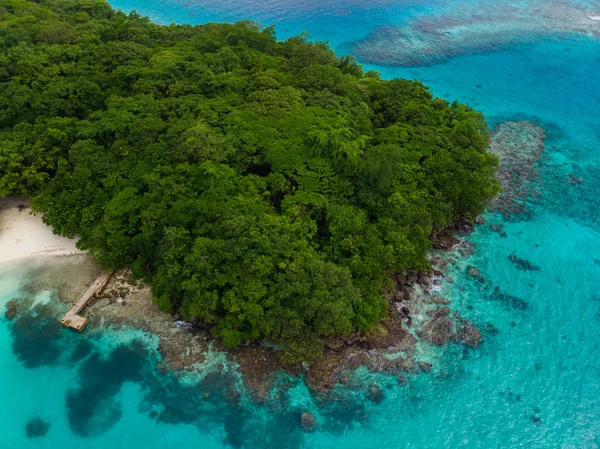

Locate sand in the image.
[0,196,85,263]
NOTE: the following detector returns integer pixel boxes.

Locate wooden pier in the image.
[60,271,113,331]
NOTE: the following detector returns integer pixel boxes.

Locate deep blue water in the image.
[2,0,600,447]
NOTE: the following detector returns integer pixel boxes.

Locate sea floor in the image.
[2,0,600,447]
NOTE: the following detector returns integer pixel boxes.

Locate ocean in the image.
[1,0,599,447]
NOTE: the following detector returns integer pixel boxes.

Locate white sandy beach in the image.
[0,197,85,263]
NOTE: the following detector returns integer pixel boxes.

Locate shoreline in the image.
[0,197,85,264]
[0,194,486,403]
[5,228,484,402]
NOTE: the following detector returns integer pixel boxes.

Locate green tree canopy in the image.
[0,0,500,347]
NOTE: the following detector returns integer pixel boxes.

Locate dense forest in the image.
[0,0,499,351]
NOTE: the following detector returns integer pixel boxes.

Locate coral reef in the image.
[345,0,600,67]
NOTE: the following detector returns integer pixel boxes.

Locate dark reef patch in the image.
[65,342,147,436]
[25,418,50,438]
[509,253,540,271]
[319,393,369,434]
[489,286,529,311]
[70,339,93,362]
[10,302,63,368]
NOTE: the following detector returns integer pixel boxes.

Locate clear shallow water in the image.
[2,0,600,447]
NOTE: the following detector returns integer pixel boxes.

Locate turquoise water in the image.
[2,0,600,447]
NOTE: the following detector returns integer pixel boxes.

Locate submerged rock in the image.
[490,223,507,237]
[366,383,384,403]
[488,121,546,219]
[5,299,18,319]
[418,361,432,373]
[530,415,542,426]
[466,266,486,283]
[25,418,50,438]
[300,412,318,432]
[458,323,483,348]
[508,253,540,271]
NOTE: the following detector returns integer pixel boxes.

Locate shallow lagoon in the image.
[2,0,600,447]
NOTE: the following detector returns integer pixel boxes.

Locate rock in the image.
[338,375,350,385]
[404,271,418,286]
[148,410,158,419]
[466,265,486,283]
[530,415,542,426]
[25,418,50,438]
[490,224,507,238]
[490,286,528,310]
[475,215,486,224]
[454,218,474,234]
[417,271,432,287]
[484,323,499,336]
[423,296,450,305]
[430,230,459,250]
[300,412,318,432]
[397,375,407,385]
[430,256,447,268]
[366,383,384,403]
[508,253,540,271]
[458,323,483,348]
[418,361,432,373]
[466,266,480,277]
[5,299,18,319]
[156,363,168,374]
[419,308,454,345]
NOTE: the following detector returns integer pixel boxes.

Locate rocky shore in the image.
[5,221,485,407]
[17,220,481,405]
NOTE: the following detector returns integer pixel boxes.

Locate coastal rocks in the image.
[418,307,455,346]
[300,412,318,432]
[25,418,50,438]
[453,218,474,235]
[430,256,447,269]
[422,296,450,305]
[488,121,546,219]
[234,346,280,401]
[430,230,459,250]
[5,299,18,319]
[475,215,486,224]
[509,253,540,271]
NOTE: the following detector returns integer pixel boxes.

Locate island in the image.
[0,0,499,369]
